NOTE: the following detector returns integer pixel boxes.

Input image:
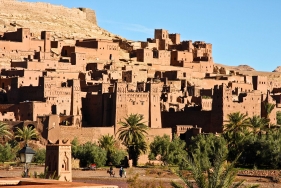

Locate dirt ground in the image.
[0,166,280,188]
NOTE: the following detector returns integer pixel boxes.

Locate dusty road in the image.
[0,166,280,188]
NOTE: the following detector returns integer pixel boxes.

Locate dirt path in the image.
[0,166,280,188]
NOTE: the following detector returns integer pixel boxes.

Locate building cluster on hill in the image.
[0,28,280,159]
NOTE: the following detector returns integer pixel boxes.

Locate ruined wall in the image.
[78,8,97,25]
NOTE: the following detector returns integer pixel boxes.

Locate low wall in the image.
[238,170,281,178]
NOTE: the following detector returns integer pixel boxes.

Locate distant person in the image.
[119,167,123,178]
[122,168,126,178]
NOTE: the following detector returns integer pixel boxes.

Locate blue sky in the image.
[24,0,281,72]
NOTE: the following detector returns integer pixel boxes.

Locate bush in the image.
[0,143,17,162]
[72,141,107,167]
[110,150,127,166]
[32,149,46,164]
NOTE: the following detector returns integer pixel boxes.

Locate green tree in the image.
[173,152,246,188]
[188,134,228,171]
[111,150,127,166]
[149,134,187,165]
[71,140,107,167]
[224,112,249,134]
[223,112,249,161]
[117,114,148,166]
[99,134,116,165]
[0,143,17,162]
[32,148,46,164]
[15,126,38,145]
[276,111,281,125]
[0,121,12,140]
[264,102,275,122]
[248,115,268,139]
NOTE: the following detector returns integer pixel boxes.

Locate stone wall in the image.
[78,8,97,25]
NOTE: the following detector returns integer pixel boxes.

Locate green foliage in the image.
[175,152,244,188]
[264,102,275,120]
[201,95,212,99]
[188,134,228,171]
[117,113,148,166]
[0,143,17,162]
[15,126,38,144]
[71,139,107,167]
[0,121,12,140]
[110,149,127,166]
[32,149,46,164]
[276,111,281,125]
[34,167,60,180]
[172,135,246,188]
[99,134,122,165]
[149,134,187,166]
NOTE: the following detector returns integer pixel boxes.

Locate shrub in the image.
[32,149,46,164]
[0,143,17,162]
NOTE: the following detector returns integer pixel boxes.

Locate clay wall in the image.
[0,112,15,121]
[75,39,119,60]
[200,88,213,97]
[43,71,80,81]
[252,76,268,94]
[11,61,28,69]
[228,82,253,95]
[30,39,44,52]
[171,51,193,66]
[82,93,103,126]
[136,48,153,62]
[162,70,187,80]
[161,111,212,133]
[86,63,104,71]
[199,61,214,73]
[59,126,114,144]
[0,41,11,51]
[18,86,44,102]
[108,70,122,80]
[154,29,169,40]
[152,50,171,66]
[169,33,180,45]
[201,98,212,111]
[122,70,147,83]
[0,77,12,90]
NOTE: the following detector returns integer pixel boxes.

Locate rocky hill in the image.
[0,0,121,41]
[273,66,281,72]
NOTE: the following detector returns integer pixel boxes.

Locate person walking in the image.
[122,168,126,178]
[119,167,123,178]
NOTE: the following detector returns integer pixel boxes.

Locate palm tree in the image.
[99,134,116,165]
[248,115,268,139]
[15,125,38,145]
[223,112,250,161]
[264,102,275,123]
[117,114,148,166]
[172,150,247,188]
[224,112,250,134]
[0,121,12,140]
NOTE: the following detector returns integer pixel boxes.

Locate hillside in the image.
[0,0,121,40]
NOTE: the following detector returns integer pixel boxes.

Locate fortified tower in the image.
[147,82,162,128]
[68,79,82,127]
[211,84,232,133]
[113,82,128,133]
[41,31,51,52]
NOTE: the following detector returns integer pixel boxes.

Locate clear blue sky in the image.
[24,0,281,72]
